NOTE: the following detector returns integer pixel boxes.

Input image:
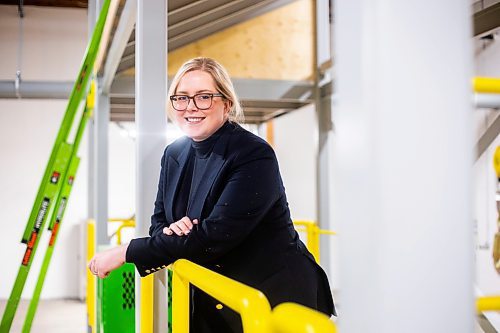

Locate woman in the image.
[88,57,335,332]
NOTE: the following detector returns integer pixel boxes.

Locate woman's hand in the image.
[163,216,198,236]
[88,244,128,279]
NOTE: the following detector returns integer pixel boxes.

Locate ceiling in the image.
[100,0,306,124]
[1,0,500,124]
[0,0,87,8]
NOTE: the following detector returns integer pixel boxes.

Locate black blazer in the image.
[126,122,335,316]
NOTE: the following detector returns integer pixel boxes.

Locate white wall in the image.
[0,5,136,299]
[273,105,317,221]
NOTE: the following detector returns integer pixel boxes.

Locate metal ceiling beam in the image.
[476,111,500,160]
[169,0,296,50]
[169,0,270,38]
[101,0,136,93]
[475,93,500,109]
[109,75,314,100]
[168,0,239,26]
[474,2,500,36]
[116,0,297,73]
[240,99,308,109]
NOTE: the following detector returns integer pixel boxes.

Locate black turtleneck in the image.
[173,121,232,220]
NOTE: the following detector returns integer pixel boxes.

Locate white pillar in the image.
[135,0,168,331]
[332,1,474,332]
[87,0,96,220]
[314,0,334,279]
[94,87,109,246]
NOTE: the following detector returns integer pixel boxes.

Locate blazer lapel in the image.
[187,127,232,220]
[165,140,191,222]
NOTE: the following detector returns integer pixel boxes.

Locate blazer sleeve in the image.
[148,148,170,237]
[126,143,282,276]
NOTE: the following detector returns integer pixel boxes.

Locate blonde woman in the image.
[89,57,335,332]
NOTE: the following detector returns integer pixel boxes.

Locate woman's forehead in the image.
[176,70,216,92]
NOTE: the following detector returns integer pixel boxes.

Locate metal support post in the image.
[94,85,109,246]
[313,0,334,276]
[135,1,168,332]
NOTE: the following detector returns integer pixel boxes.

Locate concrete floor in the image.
[0,299,86,333]
[0,299,493,332]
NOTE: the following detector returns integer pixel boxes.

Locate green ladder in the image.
[0,1,111,332]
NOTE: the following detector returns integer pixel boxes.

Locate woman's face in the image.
[173,70,229,141]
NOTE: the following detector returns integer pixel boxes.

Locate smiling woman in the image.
[170,70,230,141]
[88,57,335,333]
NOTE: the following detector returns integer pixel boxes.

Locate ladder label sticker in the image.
[22,231,38,266]
[56,197,67,222]
[68,176,74,186]
[49,222,60,247]
[34,198,50,232]
[50,171,60,184]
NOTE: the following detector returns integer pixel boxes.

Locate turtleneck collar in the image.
[191,121,231,158]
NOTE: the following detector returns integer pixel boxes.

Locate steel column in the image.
[94,85,109,246]
[135,1,168,332]
[313,0,333,277]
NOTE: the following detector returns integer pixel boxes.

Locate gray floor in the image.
[0,299,86,333]
[0,299,492,332]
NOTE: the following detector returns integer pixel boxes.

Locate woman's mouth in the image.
[185,117,205,123]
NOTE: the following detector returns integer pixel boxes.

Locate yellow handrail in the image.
[170,259,338,332]
[140,275,154,333]
[86,220,96,333]
[171,259,272,332]
[293,220,336,263]
[473,77,500,94]
[114,220,135,245]
[477,296,500,312]
[270,303,336,333]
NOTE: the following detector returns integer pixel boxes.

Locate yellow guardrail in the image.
[271,302,337,333]
[140,274,154,333]
[293,220,336,263]
[477,296,500,312]
[88,219,336,332]
[109,219,135,245]
[86,220,96,333]
[171,259,272,332]
[170,259,337,333]
[473,77,500,94]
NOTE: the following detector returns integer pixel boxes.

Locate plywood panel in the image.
[167,0,314,80]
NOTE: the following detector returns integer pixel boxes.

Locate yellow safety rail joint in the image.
[473,77,500,94]
[477,296,500,312]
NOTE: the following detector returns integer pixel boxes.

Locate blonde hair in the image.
[167,57,244,123]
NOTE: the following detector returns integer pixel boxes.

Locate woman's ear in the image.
[224,100,232,114]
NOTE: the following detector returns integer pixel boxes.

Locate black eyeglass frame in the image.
[169,93,224,111]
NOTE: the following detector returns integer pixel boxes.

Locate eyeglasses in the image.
[169,93,224,111]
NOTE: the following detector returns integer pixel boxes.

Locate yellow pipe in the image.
[473,77,500,94]
[293,220,337,263]
[140,275,154,333]
[477,296,500,312]
[108,218,135,223]
[115,220,136,245]
[270,302,337,333]
[172,268,190,333]
[171,259,272,333]
[86,80,96,111]
[86,220,96,333]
